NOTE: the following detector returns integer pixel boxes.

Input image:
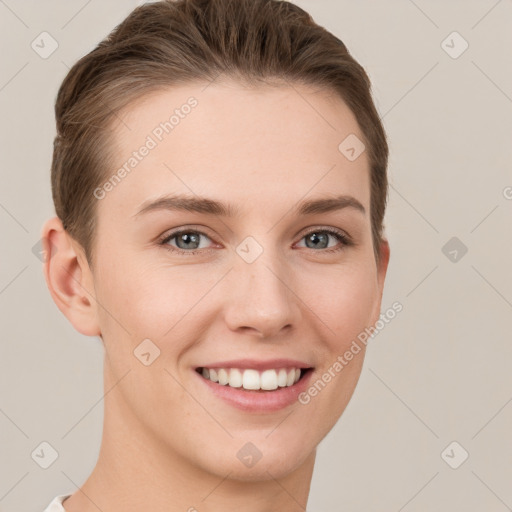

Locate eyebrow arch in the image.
[133,193,366,218]
[295,195,366,216]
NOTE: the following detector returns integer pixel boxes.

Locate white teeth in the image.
[228,368,243,388]
[277,368,288,387]
[260,369,278,390]
[199,367,306,391]
[218,368,229,385]
[243,369,260,390]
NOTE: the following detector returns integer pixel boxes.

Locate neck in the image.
[63,369,316,512]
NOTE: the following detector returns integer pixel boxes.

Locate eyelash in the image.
[157,226,354,256]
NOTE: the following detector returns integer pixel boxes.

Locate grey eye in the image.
[304,232,331,249]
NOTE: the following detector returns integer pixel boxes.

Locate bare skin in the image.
[42,79,390,512]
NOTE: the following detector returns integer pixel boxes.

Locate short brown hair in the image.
[51,0,388,266]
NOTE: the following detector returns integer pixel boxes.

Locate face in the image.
[87,79,388,480]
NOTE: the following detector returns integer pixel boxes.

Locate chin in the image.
[196,439,314,482]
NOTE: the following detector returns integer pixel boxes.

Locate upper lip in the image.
[195,358,314,371]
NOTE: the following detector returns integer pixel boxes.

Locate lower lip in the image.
[194,368,314,412]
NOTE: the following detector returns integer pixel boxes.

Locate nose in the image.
[223,248,300,339]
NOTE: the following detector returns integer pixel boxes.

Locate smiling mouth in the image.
[195,366,314,392]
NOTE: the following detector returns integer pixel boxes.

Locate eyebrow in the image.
[134,193,366,218]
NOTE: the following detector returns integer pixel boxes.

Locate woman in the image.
[41,0,390,509]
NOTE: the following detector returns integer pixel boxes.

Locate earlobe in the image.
[41,217,101,337]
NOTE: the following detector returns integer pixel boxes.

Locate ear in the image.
[370,238,391,325]
[41,216,101,337]
[376,238,390,293]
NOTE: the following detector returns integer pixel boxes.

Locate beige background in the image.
[1,0,511,510]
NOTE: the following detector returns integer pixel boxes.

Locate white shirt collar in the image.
[43,494,71,511]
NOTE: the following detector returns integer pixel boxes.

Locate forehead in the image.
[100,80,370,219]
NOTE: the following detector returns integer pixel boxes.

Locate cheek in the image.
[295,268,376,436]
[94,256,217,349]
[299,262,378,348]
